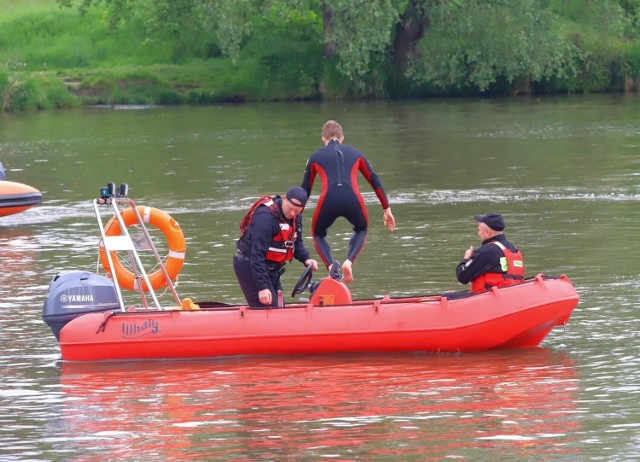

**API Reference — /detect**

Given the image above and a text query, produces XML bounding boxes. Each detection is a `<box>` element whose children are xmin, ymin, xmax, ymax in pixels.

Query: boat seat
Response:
<box><xmin>309</xmin><ymin>278</ymin><xmax>352</xmax><ymax>306</ymax></box>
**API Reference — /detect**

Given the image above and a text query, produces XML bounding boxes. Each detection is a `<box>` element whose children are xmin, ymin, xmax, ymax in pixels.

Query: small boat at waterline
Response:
<box><xmin>46</xmin><ymin>273</ymin><xmax>579</xmax><ymax>361</ymax></box>
<box><xmin>0</xmin><ymin>180</ymin><xmax>42</xmax><ymax>217</ymax></box>
<box><xmin>42</xmin><ymin>184</ymin><xmax>580</xmax><ymax>361</ymax></box>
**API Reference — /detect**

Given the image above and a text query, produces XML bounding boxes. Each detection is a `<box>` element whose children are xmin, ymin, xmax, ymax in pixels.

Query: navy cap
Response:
<box><xmin>474</xmin><ymin>212</ymin><xmax>505</xmax><ymax>231</ymax></box>
<box><xmin>286</xmin><ymin>186</ymin><xmax>308</xmax><ymax>207</ymax></box>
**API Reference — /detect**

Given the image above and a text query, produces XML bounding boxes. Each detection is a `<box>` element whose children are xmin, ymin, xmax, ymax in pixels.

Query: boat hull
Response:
<box><xmin>0</xmin><ymin>181</ymin><xmax>42</xmax><ymax>217</ymax></box>
<box><xmin>58</xmin><ymin>275</ymin><xmax>579</xmax><ymax>361</ymax></box>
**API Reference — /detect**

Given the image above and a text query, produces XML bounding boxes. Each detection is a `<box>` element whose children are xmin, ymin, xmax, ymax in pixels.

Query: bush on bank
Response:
<box><xmin>2</xmin><ymin>0</ymin><xmax>640</xmax><ymax>112</ymax></box>
<box><xmin>0</xmin><ymin>1</ymin><xmax>325</xmax><ymax>110</ymax></box>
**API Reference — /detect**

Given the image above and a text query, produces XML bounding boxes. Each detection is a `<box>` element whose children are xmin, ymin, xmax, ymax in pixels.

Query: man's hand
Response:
<box><xmin>258</xmin><ymin>288</ymin><xmax>272</xmax><ymax>306</ymax></box>
<box><xmin>305</xmin><ymin>259</ymin><xmax>319</xmax><ymax>270</ymax></box>
<box><xmin>464</xmin><ymin>246</ymin><xmax>475</xmax><ymax>260</ymax></box>
<box><xmin>383</xmin><ymin>208</ymin><xmax>396</xmax><ymax>232</ymax></box>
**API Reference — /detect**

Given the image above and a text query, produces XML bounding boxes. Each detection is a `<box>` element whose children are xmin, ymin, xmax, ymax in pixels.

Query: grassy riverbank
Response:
<box><xmin>1</xmin><ymin>0</ymin><xmax>319</xmax><ymax>111</ymax></box>
<box><xmin>2</xmin><ymin>0</ymin><xmax>640</xmax><ymax>112</ymax></box>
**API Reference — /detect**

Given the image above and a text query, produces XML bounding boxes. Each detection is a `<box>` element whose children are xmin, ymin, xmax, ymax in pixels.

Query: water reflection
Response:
<box><xmin>52</xmin><ymin>349</ymin><xmax>580</xmax><ymax>460</ymax></box>
<box><xmin>0</xmin><ymin>228</ymin><xmax>40</xmax><ymax>307</ymax></box>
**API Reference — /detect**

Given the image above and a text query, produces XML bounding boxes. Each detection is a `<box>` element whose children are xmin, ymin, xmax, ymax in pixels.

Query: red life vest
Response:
<box><xmin>239</xmin><ymin>196</ymin><xmax>297</xmax><ymax>264</ymax></box>
<box><xmin>470</xmin><ymin>241</ymin><xmax>525</xmax><ymax>293</ymax></box>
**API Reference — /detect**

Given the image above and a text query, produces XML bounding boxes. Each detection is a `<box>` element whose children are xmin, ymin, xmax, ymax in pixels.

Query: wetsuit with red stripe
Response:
<box><xmin>301</xmin><ymin>139</ymin><xmax>390</xmax><ymax>267</ymax></box>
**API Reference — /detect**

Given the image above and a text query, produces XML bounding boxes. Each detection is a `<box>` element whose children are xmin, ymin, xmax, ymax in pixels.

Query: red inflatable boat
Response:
<box><xmin>42</xmin><ymin>186</ymin><xmax>580</xmax><ymax>362</ymax></box>
<box><xmin>45</xmin><ymin>272</ymin><xmax>579</xmax><ymax>361</ymax></box>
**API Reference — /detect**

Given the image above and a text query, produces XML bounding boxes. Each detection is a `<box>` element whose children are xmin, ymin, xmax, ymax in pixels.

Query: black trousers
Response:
<box><xmin>311</xmin><ymin>190</ymin><xmax>368</xmax><ymax>267</ymax></box>
<box><xmin>233</xmin><ymin>256</ymin><xmax>283</xmax><ymax>309</ymax></box>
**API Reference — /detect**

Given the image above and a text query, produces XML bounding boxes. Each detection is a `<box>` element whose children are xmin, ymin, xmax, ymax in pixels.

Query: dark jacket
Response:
<box><xmin>456</xmin><ymin>234</ymin><xmax>520</xmax><ymax>285</ymax></box>
<box><xmin>238</xmin><ymin>196</ymin><xmax>310</xmax><ymax>291</ymax></box>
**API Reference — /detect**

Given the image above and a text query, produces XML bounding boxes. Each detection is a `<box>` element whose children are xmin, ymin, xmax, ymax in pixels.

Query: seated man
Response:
<box><xmin>455</xmin><ymin>212</ymin><xmax>525</xmax><ymax>293</ymax></box>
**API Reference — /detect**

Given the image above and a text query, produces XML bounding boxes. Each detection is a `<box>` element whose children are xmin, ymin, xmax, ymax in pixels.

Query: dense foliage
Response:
<box><xmin>2</xmin><ymin>0</ymin><xmax>640</xmax><ymax>110</ymax></box>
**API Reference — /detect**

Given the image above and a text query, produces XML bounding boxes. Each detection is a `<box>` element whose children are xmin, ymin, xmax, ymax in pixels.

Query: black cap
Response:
<box><xmin>474</xmin><ymin>212</ymin><xmax>505</xmax><ymax>231</ymax></box>
<box><xmin>286</xmin><ymin>186</ymin><xmax>308</xmax><ymax>207</ymax></box>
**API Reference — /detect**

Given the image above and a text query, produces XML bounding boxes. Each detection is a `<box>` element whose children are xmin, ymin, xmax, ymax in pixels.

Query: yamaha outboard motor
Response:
<box><xmin>42</xmin><ymin>271</ymin><xmax>121</xmax><ymax>341</ymax></box>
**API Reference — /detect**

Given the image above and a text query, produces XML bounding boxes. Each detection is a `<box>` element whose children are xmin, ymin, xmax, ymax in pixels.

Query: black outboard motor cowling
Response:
<box><xmin>42</xmin><ymin>271</ymin><xmax>121</xmax><ymax>341</ymax></box>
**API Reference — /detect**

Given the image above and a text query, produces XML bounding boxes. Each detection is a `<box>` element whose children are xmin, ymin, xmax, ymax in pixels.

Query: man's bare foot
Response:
<box><xmin>342</xmin><ymin>260</ymin><xmax>353</xmax><ymax>283</ymax></box>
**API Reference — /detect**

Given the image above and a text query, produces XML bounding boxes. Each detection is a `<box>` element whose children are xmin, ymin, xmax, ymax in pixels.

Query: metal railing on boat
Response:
<box><xmin>93</xmin><ymin>183</ymin><xmax>181</xmax><ymax>312</ymax></box>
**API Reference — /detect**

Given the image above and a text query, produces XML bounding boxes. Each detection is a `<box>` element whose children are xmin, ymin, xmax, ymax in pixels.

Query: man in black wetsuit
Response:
<box><xmin>234</xmin><ymin>186</ymin><xmax>318</xmax><ymax>308</ymax></box>
<box><xmin>301</xmin><ymin>120</ymin><xmax>395</xmax><ymax>283</ymax></box>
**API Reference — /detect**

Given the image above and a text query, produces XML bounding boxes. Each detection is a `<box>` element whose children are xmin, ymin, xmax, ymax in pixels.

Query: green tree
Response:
<box><xmin>390</xmin><ymin>0</ymin><xmax>430</xmax><ymax>95</ymax></box>
<box><xmin>405</xmin><ymin>0</ymin><xmax>580</xmax><ymax>93</ymax></box>
<box><xmin>56</xmin><ymin>0</ymin><xmax>640</xmax><ymax>97</ymax></box>
<box><xmin>57</xmin><ymin>0</ymin><xmax>402</xmax><ymax>96</ymax></box>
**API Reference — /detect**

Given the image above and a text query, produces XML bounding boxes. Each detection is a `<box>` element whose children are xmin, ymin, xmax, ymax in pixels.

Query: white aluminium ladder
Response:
<box><xmin>93</xmin><ymin>184</ymin><xmax>181</xmax><ymax>311</ymax></box>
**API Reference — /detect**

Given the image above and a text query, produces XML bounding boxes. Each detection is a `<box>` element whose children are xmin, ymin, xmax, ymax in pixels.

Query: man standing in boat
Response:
<box><xmin>301</xmin><ymin>120</ymin><xmax>396</xmax><ymax>284</ymax></box>
<box><xmin>234</xmin><ymin>186</ymin><xmax>318</xmax><ymax>308</ymax></box>
<box><xmin>456</xmin><ymin>212</ymin><xmax>525</xmax><ymax>293</ymax></box>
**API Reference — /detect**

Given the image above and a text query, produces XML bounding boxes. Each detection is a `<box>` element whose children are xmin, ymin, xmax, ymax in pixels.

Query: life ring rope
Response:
<box><xmin>99</xmin><ymin>206</ymin><xmax>186</xmax><ymax>291</ymax></box>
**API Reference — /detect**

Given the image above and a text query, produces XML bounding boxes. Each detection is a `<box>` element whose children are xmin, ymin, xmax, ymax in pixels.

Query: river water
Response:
<box><xmin>0</xmin><ymin>95</ymin><xmax>639</xmax><ymax>460</ymax></box>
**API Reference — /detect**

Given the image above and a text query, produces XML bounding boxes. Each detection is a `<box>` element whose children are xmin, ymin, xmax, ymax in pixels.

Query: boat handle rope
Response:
<box><xmin>96</xmin><ymin>311</ymin><xmax>119</xmax><ymax>334</ymax></box>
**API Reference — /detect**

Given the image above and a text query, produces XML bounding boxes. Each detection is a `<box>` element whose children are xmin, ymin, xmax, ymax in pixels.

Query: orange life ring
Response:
<box><xmin>99</xmin><ymin>206</ymin><xmax>186</xmax><ymax>291</ymax></box>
